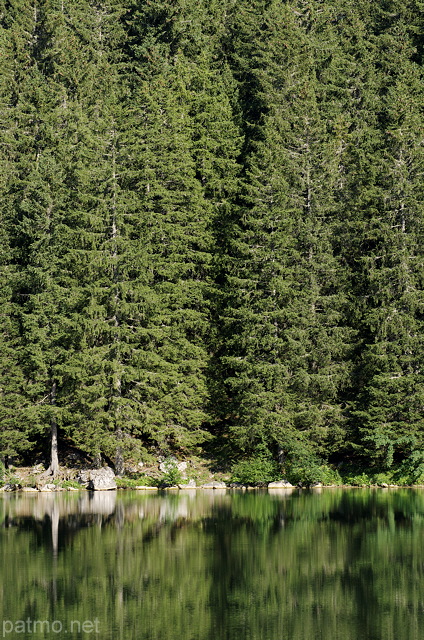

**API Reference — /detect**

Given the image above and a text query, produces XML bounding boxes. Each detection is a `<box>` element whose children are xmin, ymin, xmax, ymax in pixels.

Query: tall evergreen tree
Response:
<box><xmin>0</xmin><ymin>0</ymin><xmax>80</xmax><ymax>473</ymax></box>
<box><xmin>348</xmin><ymin>8</ymin><xmax>424</xmax><ymax>468</ymax></box>
<box><xmin>219</xmin><ymin>0</ymin><xmax>353</xmax><ymax>473</ymax></box>
<box><xmin>121</xmin><ymin>65</ymin><xmax>213</xmax><ymax>453</ymax></box>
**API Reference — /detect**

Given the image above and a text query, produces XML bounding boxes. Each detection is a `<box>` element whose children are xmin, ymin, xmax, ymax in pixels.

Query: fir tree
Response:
<box><xmin>349</xmin><ymin>8</ymin><xmax>424</xmax><ymax>467</ymax></box>
<box><xmin>219</xmin><ymin>0</ymin><xmax>353</xmax><ymax>471</ymax></box>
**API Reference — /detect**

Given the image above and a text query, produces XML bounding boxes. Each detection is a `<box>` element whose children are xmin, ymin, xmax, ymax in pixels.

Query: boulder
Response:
<box><xmin>0</xmin><ymin>484</ymin><xmax>19</xmax><ymax>492</ymax></box>
<box><xmin>268</xmin><ymin>480</ymin><xmax>294</xmax><ymax>489</ymax></box>
<box><xmin>40</xmin><ymin>483</ymin><xmax>57</xmax><ymax>491</ymax></box>
<box><xmin>201</xmin><ymin>481</ymin><xmax>227</xmax><ymax>489</ymax></box>
<box><xmin>228</xmin><ymin>482</ymin><xmax>247</xmax><ymax>489</ymax></box>
<box><xmin>77</xmin><ymin>467</ymin><xmax>117</xmax><ymax>491</ymax></box>
<box><xmin>178</xmin><ymin>479</ymin><xmax>196</xmax><ymax>489</ymax></box>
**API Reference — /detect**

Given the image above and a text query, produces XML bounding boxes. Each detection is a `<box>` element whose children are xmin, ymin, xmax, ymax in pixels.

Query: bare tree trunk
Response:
<box><xmin>48</xmin><ymin>381</ymin><xmax>59</xmax><ymax>477</ymax></box>
<box><xmin>115</xmin><ymin>433</ymin><xmax>124</xmax><ymax>477</ymax></box>
<box><xmin>93</xmin><ymin>452</ymin><xmax>102</xmax><ymax>468</ymax></box>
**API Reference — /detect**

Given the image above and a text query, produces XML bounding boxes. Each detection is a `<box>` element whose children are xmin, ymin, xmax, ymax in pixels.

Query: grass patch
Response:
<box><xmin>116</xmin><ymin>476</ymin><xmax>155</xmax><ymax>489</ymax></box>
<box><xmin>59</xmin><ymin>480</ymin><xmax>81</xmax><ymax>489</ymax></box>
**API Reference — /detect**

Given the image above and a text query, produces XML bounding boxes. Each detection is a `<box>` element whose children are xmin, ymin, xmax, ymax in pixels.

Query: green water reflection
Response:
<box><xmin>1</xmin><ymin>488</ymin><xmax>424</xmax><ymax>639</ymax></box>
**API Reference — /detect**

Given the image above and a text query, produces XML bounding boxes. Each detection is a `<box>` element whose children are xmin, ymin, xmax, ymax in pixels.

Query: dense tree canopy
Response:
<box><xmin>0</xmin><ymin>0</ymin><xmax>423</xmax><ymax>479</ymax></box>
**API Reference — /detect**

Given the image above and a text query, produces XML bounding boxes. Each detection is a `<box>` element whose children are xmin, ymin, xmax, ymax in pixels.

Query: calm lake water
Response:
<box><xmin>1</xmin><ymin>488</ymin><xmax>424</xmax><ymax>639</ymax></box>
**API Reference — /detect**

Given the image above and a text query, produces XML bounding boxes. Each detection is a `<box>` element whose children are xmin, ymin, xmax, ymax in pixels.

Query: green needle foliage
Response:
<box><xmin>0</xmin><ymin>0</ymin><xmax>423</xmax><ymax>480</ymax></box>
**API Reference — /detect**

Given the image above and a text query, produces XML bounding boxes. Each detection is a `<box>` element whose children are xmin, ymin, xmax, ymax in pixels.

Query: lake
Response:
<box><xmin>1</xmin><ymin>488</ymin><xmax>424</xmax><ymax>639</ymax></box>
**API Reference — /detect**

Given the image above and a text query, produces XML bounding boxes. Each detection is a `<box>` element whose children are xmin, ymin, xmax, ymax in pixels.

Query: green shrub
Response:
<box><xmin>317</xmin><ymin>466</ymin><xmax>343</xmax><ymax>486</ymax></box>
<box><xmin>397</xmin><ymin>451</ymin><xmax>424</xmax><ymax>484</ymax></box>
<box><xmin>160</xmin><ymin>458</ymin><xmax>183</xmax><ymax>487</ymax></box>
<box><xmin>342</xmin><ymin>472</ymin><xmax>372</xmax><ymax>486</ymax></box>
<box><xmin>370</xmin><ymin>472</ymin><xmax>394</xmax><ymax>485</ymax></box>
<box><xmin>285</xmin><ymin>460</ymin><xmax>326</xmax><ymax>486</ymax></box>
<box><xmin>231</xmin><ymin>456</ymin><xmax>278</xmax><ymax>486</ymax></box>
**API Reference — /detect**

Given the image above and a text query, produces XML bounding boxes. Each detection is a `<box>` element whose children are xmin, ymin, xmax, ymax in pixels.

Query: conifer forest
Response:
<box><xmin>1</xmin><ymin>0</ymin><xmax>424</xmax><ymax>481</ymax></box>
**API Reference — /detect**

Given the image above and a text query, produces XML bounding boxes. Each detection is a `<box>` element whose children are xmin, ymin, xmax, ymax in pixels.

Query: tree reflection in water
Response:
<box><xmin>1</xmin><ymin>489</ymin><xmax>424</xmax><ymax>640</ymax></box>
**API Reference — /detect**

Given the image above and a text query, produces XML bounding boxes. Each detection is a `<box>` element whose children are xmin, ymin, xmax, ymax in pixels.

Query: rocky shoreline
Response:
<box><xmin>1</xmin><ymin>472</ymin><xmax>422</xmax><ymax>493</ymax></box>
<box><xmin>2</xmin><ymin>459</ymin><xmax>423</xmax><ymax>493</ymax></box>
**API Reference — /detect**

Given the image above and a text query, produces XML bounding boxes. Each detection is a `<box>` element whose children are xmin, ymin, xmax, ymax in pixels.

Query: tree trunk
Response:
<box><xmin>115</xmin><ymin>433</ymin><xmax>124</xmax><ymax>477</ymax></box>
<box><xmin>48</xmin><ymin>381</ymin><xmax>60</xmax><ymax>477</ymax></box>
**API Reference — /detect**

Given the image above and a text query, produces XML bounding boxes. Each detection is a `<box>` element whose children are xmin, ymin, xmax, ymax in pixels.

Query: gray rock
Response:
<box><xmin>201</xmin><ymin>481</ymin><xmax>227</xmax><ymax>489</ymax></box>
<box><xmin>379</xmin><ymin>483</ymin><xmax>389</xmax><ymax>488</ymax></box>
<box><xmin>39</xmin><ymin>483</ymin><xmax>56</xmax><ymax>492</ymax></box>
<box><xmin>228</xmin><ymin>482</ymin><xmax>247</xmax><ymax>489</ymax></box>
<box><xmin>21</xmin><ymin>487</ymin><xmax>38</xmax><ymax>492</ymax></box>
<box><xmin>310</xmin><ymin>482</ymin><xmax>323</xmax><ymax>488</ymax></box>
<box><xmin>0</xmin><ymin>484</ymin><xmax>18</xmax><ymax>492</ymax></box>
<box><xmin>268</xmin><ymin>480</ymin><xmax>294</xmax><ymax>489</ymax></box>
<box><xmin>77</xmin><ymin>467</ymin><xmax>117</xmax><ymax>491</ymax></box>
<box><xmin>178</xmin><ymin>479</ymin><xmax>196</xmax><ymax>489</ymax></box>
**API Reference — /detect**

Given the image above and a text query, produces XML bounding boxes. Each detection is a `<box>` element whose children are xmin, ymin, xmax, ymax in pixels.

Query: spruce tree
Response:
<box><xmin>120</xmin><ymin>62</ymin><xmax>213</xmax><ymax>453</ymax></box>
<box><xmin>347</xmin><ymin>8</ymin><xmax>424</xmax><ymax>468</ymax></box>
<box><xmin>0</xmin><ymin>0</ymin><xmax>79</xmax><ymax>472</ymax></box>
<box><xmin>219</xmin><ymin>0</ymin><xmax>353</xmax><ymax>474</ymax></box>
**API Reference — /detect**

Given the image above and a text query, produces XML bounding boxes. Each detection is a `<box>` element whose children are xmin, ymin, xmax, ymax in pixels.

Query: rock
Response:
<box><xmin>77</xmin><ymin>470</ymin><xmax>91</xmax><ymax>485</ymax></box>
<box><xmin>379</xmin><ymin>483</ymin><xmax>389</xmax><ymax>488</ymax></box>
<box><xmin>21</xmin><ymin>487</ymin><xmax>38</xmax><ymax>492</ymax></box>
<box><xmin>39</xmin><ymin>483</ymin><xmax>56</xmax><ymax>492</ymax></box>
<box><xmin>310</xmin><ymin>482</ymin><xmax>323</xmax><ymax>488</ymax></box>
<box><xmin>268</xmin><ymin>480</ymin><xmax>294</xmax><ymax>489</ymax></box>
<box><xmin>228</xmin><ymin>482</ymin><xmax>246</xmax><ymax>489</ymax></box>
<box><xmin>77</xmin><ymin>467</ymin><xmax>117</xmax><ymax>491</ymax></box>
<box><xmin>1</xmin><ymin>483</ymin><xmax>21</xmax><ymax>491</ymax></box>
<box><xmin>201</xmin><ymin>481</ymin><xmax>227</xmax><ymax>489</ymax></box>
<box><xmin>178</xmin><ymin>479</ymin><xmax>196</xmax><ymax>489</ymax></box>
